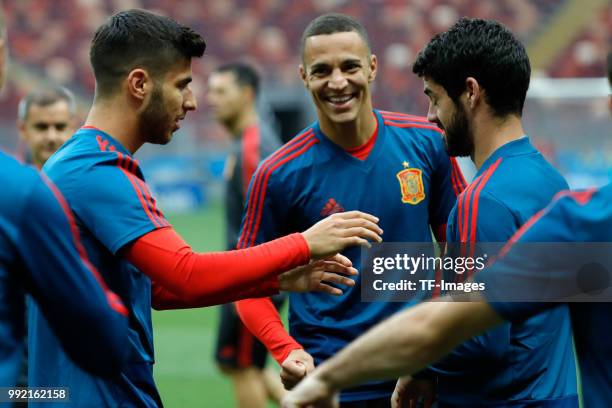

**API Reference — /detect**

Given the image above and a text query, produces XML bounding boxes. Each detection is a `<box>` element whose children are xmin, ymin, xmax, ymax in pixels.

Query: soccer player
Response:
<box><xmin>0</xmin><ymin>7</ymin><xmax>129</xmax><ymax>387</ymax></box>
<box><xmin>236</xmin><ymin>13</ymin><xmax>464</xmax><ymax>406</ymax></box>
<box><xmin>28</xmin><ymin>9</ymin><xmax>382</xmax><ymax>407</ymax></box>
<box><xmin>207</xmin><ymin>62</ymin><xmax>286</xmax><ymax>407</ymax></box>
<box><xmin>397</xmin><ymin>18</ymin><xmax>577</xmax><ymax>406</ymax></box>
<box><xmin>280</xmin><ymin>42</ymin><xmax>612</xmax><ymax>408</ymax></box>
<box><xmin>282</xmin><ymin>171</ymin><xmax>612</xmax><ymax>408</ymax></box>
<box><xmin>17</xmin><ymin>86</ymin><xmax>77</xmax><ymax>168</ymax></box>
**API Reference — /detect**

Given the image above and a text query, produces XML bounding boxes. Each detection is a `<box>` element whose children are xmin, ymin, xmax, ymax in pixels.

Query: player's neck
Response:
<box><xmin>473</xmin><ymin>114</ymin><xmax>525</xmax><ymax>169</ymax></box>
<box><xmin>226</xmin><ymin>108</ymin><xmax>257</xmax><ymax>139</ymax></box>
<box><xmin>319</xmin><ymin>108</ymin><xmax>377</xmax><ymax>149</ymax></box>
<box><xmin>85</xmin><ymin>100</ymin><xmax>144</xmax><ymax>154</ymax></box>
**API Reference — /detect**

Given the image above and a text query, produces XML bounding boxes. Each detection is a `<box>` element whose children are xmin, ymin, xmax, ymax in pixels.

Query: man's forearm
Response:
<box><xmin>313</xmin><ymin>298</ymin><xmax>503</xmax><ymax>391</ymax></box>
<box><xmin>236</xmin><ymin>297</ymin><xmax>303</xmax><ymax>363</ymax></box>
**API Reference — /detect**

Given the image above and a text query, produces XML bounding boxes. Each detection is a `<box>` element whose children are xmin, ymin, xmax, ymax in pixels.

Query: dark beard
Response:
<box><xmin>139</xmin><ymin>86</ymin><xmax>172</xmax><ymax>145</ymax></box>
<box><xmin>444</xmin><ymin>103</ymin><xmax>474</xmax><ymax>158</ymax></box>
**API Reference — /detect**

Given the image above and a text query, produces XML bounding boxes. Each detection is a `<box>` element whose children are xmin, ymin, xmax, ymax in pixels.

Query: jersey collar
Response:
<box><xmin>78</xmin><ymin>126</ymin><xmax>132</xmax><ymax>156</ymax></box>
<box><xmin>477</xmin><ymin>136</ymin><xmax>534</xmax><ymax>176</ymax></box>
<box><xmin>312</xmin><ymin>110</ymin><xmax>386</xmax><ymax>173</ymax></box>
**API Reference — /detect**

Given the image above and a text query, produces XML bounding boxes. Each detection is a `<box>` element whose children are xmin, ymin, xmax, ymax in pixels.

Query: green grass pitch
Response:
<box><xmin>154</xmin><ymin>204</ymin><xmax>280</xmax><ymax>407</ymax></box>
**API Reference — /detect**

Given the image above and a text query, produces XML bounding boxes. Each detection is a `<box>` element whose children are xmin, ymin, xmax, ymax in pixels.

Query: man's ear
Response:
<box><xmin>17</xmin><ymin>119</ymin><xmax>27</xmax><ymax>141</ymax></box>
<box><xmin>126</xmin><ymin>68</ymin><xmax>150</xmax><ymax>101</ymax></box>
<box><xmin>464</xmin><ymin>77</ymin><xmax>482</xmax><ymax>110</ymax></box>
<box><xmin>368</xmin><ymin>54</ymin><xmax>378</xmax><ymax>82</ymax></box>
<box><xmin>299</xmin><ymin>64</ymin><xmax>309</xmax><ymax>89</ymax></box>
<box><xmin>244</xmin><ymin>86</ymin><xmax>256</xmax><ymax>104</ymax></box>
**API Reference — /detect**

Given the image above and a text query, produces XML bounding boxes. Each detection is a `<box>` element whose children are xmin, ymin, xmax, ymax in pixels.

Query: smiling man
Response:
<box><xmin>235</xmin><ymin>13</ymin><xmax>465</xmax><ymax>407</ymax></box>
<box><xmin>28</xmin><ymin>9</ymin><xmax>384</xmax><ymax>407</ymax></box>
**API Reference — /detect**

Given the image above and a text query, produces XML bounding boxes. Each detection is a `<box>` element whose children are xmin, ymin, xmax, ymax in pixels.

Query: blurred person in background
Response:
<box><xmin>207</xmin><ymin>62</ymin><xmax>286</xmax><ymax>407</ymax></box>
<box><xmin>17</xmin><ymin>85</ymin><xmax>76</xmax><ymax>169</ymax></box>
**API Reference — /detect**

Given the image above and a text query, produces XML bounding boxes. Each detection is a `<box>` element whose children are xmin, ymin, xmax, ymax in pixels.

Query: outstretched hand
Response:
<box><xmin>302</xmin><ymin>211</ymin><xmax>383</xmax><ymax>260</ymax></box>
<box><xmin>279</xmin><ymin>254</ymin><xmax>357</xmax><ymax>295</ymax></box>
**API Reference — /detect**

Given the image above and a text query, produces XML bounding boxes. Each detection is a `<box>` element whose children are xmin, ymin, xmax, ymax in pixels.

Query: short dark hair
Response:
<box><xmin>18</xmin><ymin>86</ymin><xmax>76</xmax><ymax>120</ymax></box>
<box><xmin>413</xmin><ymin>18</ymin><xmax>531</xmax><ymax>117</ymax></box>
<box><xmin>90</xmin><ymin>9</ymin><xmax>206</xmax><ymax>98</ymax></box>
<box><xmin>214</xmin><ymin>62</ymin><xmax>260</xmax><ymax>96</ymax></box>
<box><xmin>300</xmin><ymin>13</ymin><xmax>371</xmax><ymax>61</ymax></box>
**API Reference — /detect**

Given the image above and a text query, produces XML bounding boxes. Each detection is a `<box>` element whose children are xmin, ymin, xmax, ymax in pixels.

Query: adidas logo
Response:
<box><xmin>320</xmin><ymin>198</ymin><xmax>345</xmax><ymax>217</ymax></box>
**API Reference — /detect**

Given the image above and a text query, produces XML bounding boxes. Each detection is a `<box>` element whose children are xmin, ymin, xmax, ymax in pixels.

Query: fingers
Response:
<box><xmin>391</xmin><ymin>391</ymin><xmax>400</xmax><ymax>408</ymax></box>
<box><xmin>336</xmin><ymin>210</ymin><xmax>379</xmax><ymax>224</ymax></box>
<box><xmin>325</xmin><ymin>253</ymin><xmax>352</xmax><ymax>267</ymax></box>
<box><xmin>392</xmin><ymin>386</ymin><xmax>405</xmax><ymax>408</ymax></box>
<box><xmin>341</xmin><ymin>226</ymin><xmax>383</xmax><ymax>244</ymax></box>
<box><xmin>392</xmin><ymin>376</ymin><xmax>413</xmax><ymax>408</ymax></box>
<box><xmin>320</xmin><ymin>271</ymin><xmax>356</xmax><ymax>287</ymax></box>
<box><xmin>339</xmin><ymin>217</ymin><xmax>384</xmax><ymax>236</ymax></box>
<box><xmin>341</xmin><ymin>236</ymin><xmax>375</xmax><ymax>249</ymax></box>
<box><xmin>303</xmin><ymin>210</ymin><xmax>383</xmax><ymax>260</ymax></box>
<box><xmin>281</xmin><ymin>360</ymin><xmax>307</xmax><ymax>390</ymax></box>
<box><xmin>319</xmin><ymin>261</ymin><xmax>358</xmax><ymax>276</ymax></box>
<box><xmin>282</xmin><ymin>359</ymin><xmax>306</xmax><ymax>377</ymax></box>
<box><xmin>316</xmin><ymin>283</ymin><xmax>343</xmax><ymax>296</ymax></box>
<box><xmin>280</xmin><ymin>373</ymin><xmax>300</xmax><ymax>390</ymax></box>
<box><xmin>280</xmin><ymin>371</ymin><xmax>304</xmax><ymax>390</ymax></box>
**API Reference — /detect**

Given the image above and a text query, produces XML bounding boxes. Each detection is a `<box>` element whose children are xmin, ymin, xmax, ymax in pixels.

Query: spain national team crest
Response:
<box><xmin>396</xmin><ymin>162</ymin><xmax>425</xmax><ymax>205</ymax></box>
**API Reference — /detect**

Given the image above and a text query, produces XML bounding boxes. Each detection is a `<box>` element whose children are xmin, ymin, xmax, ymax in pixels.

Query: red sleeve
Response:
<box><xmin>123</xmin><ymin>227</ymin><xmax>310</xmax><ymax>307</ymax></box>
<box><xmin>151</xmin><ymin>279</ymin><xmax>279</xmax><ymax>310</ymax></box>
<box><xmin>236</xmin><ymin>297</ymin><xmax>303</xmax><ymax>364</ymax></box>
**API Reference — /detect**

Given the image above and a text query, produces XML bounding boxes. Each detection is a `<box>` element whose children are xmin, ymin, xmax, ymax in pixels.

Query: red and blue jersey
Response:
<box><xmin>476</xmin><ymin>183</ymin><xmax>612</xmax><ymax>408</ymax></box>
<box><xmin>0</xmin><ymin>151</ymin><xmax>128</xmax><ymax>387</ymax></box>
<box><xmin>237</xmin><ymin>109</ymin><xmax>463</xmax><ymax>401</ymax></box>
<box><xmin>28</xmin><ymin>127</ymin><xmax>169</xmax><ymax>407</ymax></box>
<box><xmin>225</xmin><ymin>122</ymin><xmax>280</xmax><ymax>250</ymax></box>
<box><xmin>433</xmin><ymin>137</ymin><xmax>578</xmax><ymax>406</ymax></box>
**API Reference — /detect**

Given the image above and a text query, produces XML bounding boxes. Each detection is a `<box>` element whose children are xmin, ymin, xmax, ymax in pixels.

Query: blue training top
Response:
<box><xmin>0</xmin><ymin>151</ymin><xmax>127</xmax><ymax>387</ymax></box>
<box><xmin>238</xmin><ymin>109</ymin><xmax>463</xmax><ymax>401</ymax></box>
<box><xmin>29</xmin><ymin>127</ymin><xmax>170</xmax><ymax>407</ymax></box>
<box><xmin>431</xmin><ymin>137</ymin><xmax>578</xmax><ymax>407</ymax></box>
<box><xmin>477</xmin><ymin>183</ymin><xmax>612</xmax><ymax>408</ymax></box>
